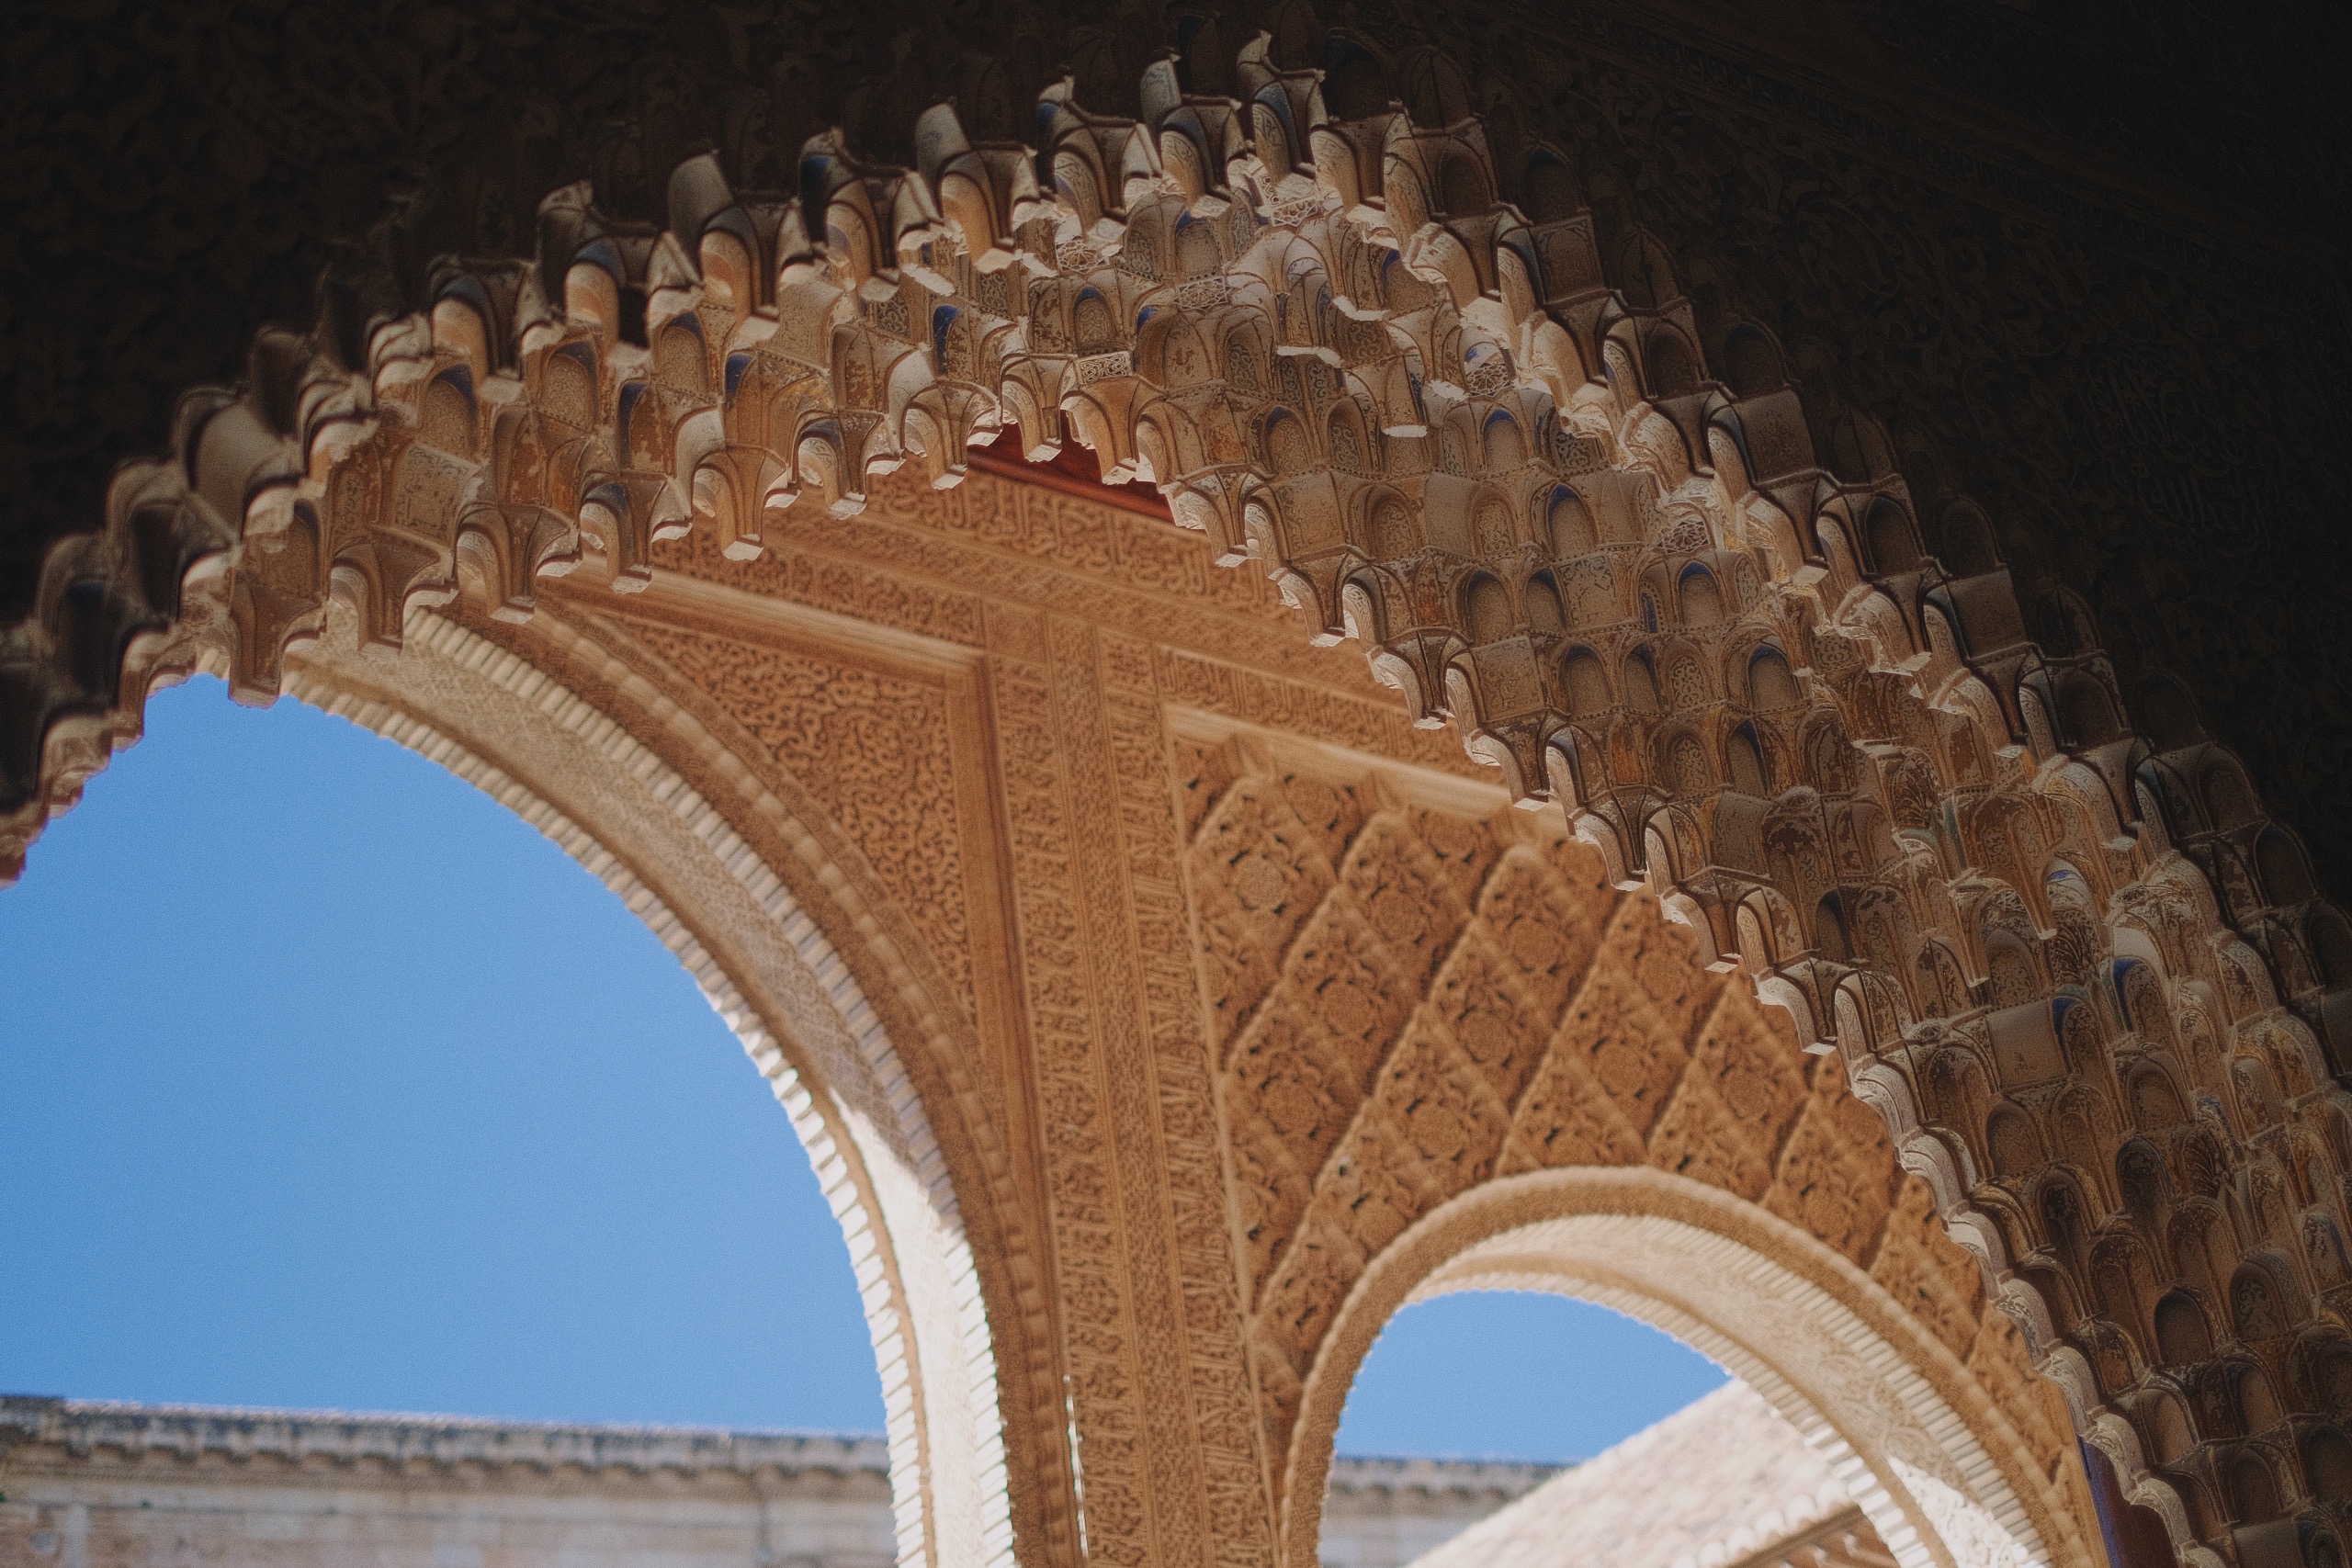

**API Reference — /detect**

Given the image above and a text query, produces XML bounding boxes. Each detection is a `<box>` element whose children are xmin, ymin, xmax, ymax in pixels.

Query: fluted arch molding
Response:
<box><xmin>6</xmin><ymin>28</ymin><xmax>2352</xmax><ymax>1564</ymax></box>
<box><xmin>265</xmin><ymin>605</ymin><xmax>1025</xmax><ymax>1568</ymax></box>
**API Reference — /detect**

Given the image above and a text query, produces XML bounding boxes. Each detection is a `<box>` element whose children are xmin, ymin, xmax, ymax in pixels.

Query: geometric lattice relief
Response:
<box><xmin>1178</xmin><ymin>735</ymin><xmax>2089</xmax><ymax>1547</ymax></box>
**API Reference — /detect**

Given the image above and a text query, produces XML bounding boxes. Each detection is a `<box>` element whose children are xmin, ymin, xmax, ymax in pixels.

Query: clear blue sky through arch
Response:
<box><xmin>0</xmin><ymin>678</ymin><xmax>883</xmax><ymax>1431</ymax></box>
<box><xmin>3</xmin><ymin>677</ymin><xmax>1723</xmax><ymax>1461</ymax></box>
<box><xmin>1335</xmin><ymin>1292</ymin><xmax>1728</xmax><ymax>1462</ymax></box>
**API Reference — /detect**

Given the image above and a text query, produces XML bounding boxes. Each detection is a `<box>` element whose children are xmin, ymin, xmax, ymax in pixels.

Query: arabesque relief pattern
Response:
<box><xmin>622</xmin><ymin>619</ymin><xmax>976</xmax><ymax>998</ymax></box>
<box><xmin>1174</xmin><ymin>735</ymin><xmax>2095</xmax><ymax>1560</ymax></box>
<box><xmin>6</xmin><ymin>17</ymin><xmax>2351</xmax><ymax>1565</ymax></box>
<box><xmin>459</xmin><ymin>457</ymin><xmax>2093</xmax><ymax>1568</ymax></box>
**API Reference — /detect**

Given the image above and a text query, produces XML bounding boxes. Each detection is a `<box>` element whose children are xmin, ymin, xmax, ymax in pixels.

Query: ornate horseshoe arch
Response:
<box><xmin>6</xmin><ymin>13</ymin><xmax>2351</xmax><ymax>1567</ymax></box>
<box><xmin>1292</xmin><ymin>1168</ymin><xmax>2071</xmax><ymax>1568</ymax></box>
<box><xmin>249</xmin><ymin>604</ymin><xmax>1025</xmax><ymax>1568</ymax></box>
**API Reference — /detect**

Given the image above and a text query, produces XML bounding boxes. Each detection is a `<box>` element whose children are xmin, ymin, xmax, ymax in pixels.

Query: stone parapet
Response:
<box><xmin>0</xmin><ymin>1395</ymin><xmax>888</xmax><ymax>1479</ymax></box>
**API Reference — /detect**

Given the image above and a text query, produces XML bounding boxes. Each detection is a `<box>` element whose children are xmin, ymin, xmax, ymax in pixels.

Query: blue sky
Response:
<box><xmin>0</xmin><ymin>679</ymin><xmax>1722</xmax><ymax>1460</ymax></box>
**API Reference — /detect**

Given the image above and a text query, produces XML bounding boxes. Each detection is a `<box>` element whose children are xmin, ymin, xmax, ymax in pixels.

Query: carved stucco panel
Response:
<box><xmin>618</xmin><ymin>618</ymin><xmax>976</xmax><ymax>1003</ymax></box>
<box><xmin>1102</xmin><ymin>634</ymin><xmax>1278</xmax><ymax>1568</ymax></box>
<box><xmin>981</xmin><ymin>615</ymin><xmax>1283</xmax><ymax>1568</ymax></box>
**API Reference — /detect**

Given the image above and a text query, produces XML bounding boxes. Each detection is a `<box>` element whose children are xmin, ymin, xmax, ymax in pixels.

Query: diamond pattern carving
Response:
<box><xmin>1182</xmin><ymin>735</ymin><xmax>2082</xmax><ymax>1562</ymax></box>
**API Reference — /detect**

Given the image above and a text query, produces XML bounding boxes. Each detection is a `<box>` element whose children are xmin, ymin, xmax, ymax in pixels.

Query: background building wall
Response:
<box><xmin>0</xmin><ymin>1399</ymin><xmax>1548</xmax><ymax>1568</ymax></box>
